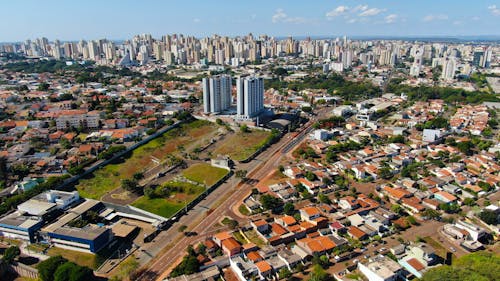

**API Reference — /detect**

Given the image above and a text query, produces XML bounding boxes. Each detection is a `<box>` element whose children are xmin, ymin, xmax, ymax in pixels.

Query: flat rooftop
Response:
<box><xmin>0</xmin><ymin>211</ymin><xmax>42</xmax><ymax>229</ymax></box>
<box><xmin>42</xmin><ymin>199</ymin><xmax>102</xmax><ymax>234</ymax></box>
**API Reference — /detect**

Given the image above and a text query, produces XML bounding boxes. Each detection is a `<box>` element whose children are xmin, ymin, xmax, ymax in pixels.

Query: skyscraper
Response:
<box><xmin>203</xmin><ymin>75</ymin><xmax>232</xmax><ymax>114</ymax></box>
<box><xmin>236</xmin><ymin>76</ymin><xmax>264</xmax><ymax>119</ymax></box>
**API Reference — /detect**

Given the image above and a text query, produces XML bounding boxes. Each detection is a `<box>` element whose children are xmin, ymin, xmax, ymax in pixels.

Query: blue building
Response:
<box><xmin>0</xmin><ymin>211</ymin><xmax>44</xmax><ymax>242</ymax></box>
<box><xmin>41</xmin><ymin>199</ymin><xmax>112</xmax><ymax>253</ymax></box>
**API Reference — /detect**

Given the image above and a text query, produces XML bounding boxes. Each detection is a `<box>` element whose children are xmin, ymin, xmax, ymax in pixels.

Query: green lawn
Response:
<box><xmin>131</xmin><ymin>197</ymin><xmax>185</xmax><ymax>218</ymax></box>
<box><xmin>47</xmin><ymin>247</ymin><xmax>97</xmax><ymax>269</ymax></box>
<box><xmin>213</xmin><ymin>130</ymin><xmax>271</xmax><ymax>161</ymax></box>
<box><xmin>76</xmin><ymin>120</ymin><xmax>217</xmax><ymax>199</ymax></box>
<box><xmin>182</xmin><ymin>163</ymin><xmax>229</xmax><ymax>186</ymax></box>
<box><xmin>131</xmin><ymin>181</ymin><xmax>206</xmax><ymax>218</ymax></box>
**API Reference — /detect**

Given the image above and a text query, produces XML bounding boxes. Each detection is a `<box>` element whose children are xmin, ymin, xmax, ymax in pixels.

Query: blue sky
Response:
<box><xmin>1</xmin><ymin>0</ymin><xmax>499</xmax><ymax>42</ymax></box>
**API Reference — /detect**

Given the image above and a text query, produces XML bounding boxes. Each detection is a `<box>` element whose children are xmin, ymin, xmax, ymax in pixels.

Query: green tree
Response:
<box><xmin>240</xmin><ymin>124</ymin><xmax>249</xmax><ymax>133</ymax></box>
<box><xmin>479</xmin><ymin>210</ymin><xmax>498</xmax><ymax>225</ymax></box>
<box><xmin>378</xmin><ymin>167</ymin><xmax>393</xmax><ymax>180</ymax></box>
<box><xmin>283</xmin><ymin>202</ymin><xmax>295</xmax><ymax>215</ymax></box>
<box><xmin>318</xmin><ymin>193</ymin><xmax>331</xmax><ymax>204</ymax></box>
<box><xmin>121</xmin><ymin>179</ymin><xmax>141</xmax><ymax>194</ymax></box>
<box><xmin>38</xmin><ymin>256</ymin><xmax>68</xmax><ymax>281</ymax></box>
<box><xmin>422</xmin><ymin>252</ymin><xmax>500</xmax><ymax>281</ymax></box>
<box><xmin>259</xmin><ymin>194</ymin><xmax>284</xmax><ymax>211</ymax></box>
<box><xmin>3</xmin><ymin>246</ymin><xmax>20</xmax><ymax>263</ymax></box>
<box><xmin>309</xmin><ymin>264</ymin><xmax>330</xmax><ymax>281</ymax></box>
<box><xmin>279</xmin><ymin>267</ymin><xmax>292</xmax><ymax>279</ymax></box>
<box><xmin>133</xmin><ymin>172</ymin><xmax>144</xmax><ymax>181</ymax></box>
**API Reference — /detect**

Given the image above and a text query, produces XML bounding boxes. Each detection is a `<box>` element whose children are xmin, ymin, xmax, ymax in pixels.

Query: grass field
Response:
<box><xmin>76</xmin><ymin>120</ymin><xmax>217</xmax><ymax>199</ymax></box>
<box><xmin>213</xmin><ymin>130</ymin><xmax>271</xmax><ymax>161</ymax></box>
<box><xmin>182</xmin><ymin>163</ymin><xmax>229</xmax><ymax>186</ymax></box>
<box><xmin>243</xmin><ymin>229</ymin><xmax>266</xmax><ymax>247</ymax></box>
<box><xmin>47</xmin><ymin>247</ymin><xmax>97</xmax><ymax>269</ymax></box>
<box><xmin>131</xmin><ymin>181</ymin><xmax>205</xmax><ymax>218</ymax></box>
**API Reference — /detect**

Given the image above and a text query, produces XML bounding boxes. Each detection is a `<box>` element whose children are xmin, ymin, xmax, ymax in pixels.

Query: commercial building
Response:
<box><xmin>0</xmin><ymin>211</ymin><xmax>44</xmax><ymax>242</ymax></box>
<box><xmin>41</xmin><ymin>199</ymin><xmax>112</xmax><ymax>253</ymax></box>
<box><xmin>202</xmin><ymin>75</ymin><xmax>232</xmax><ymax>114</ymax></box>
<box><xmin>236</xmin><ymin>76</ymin><xmax>264</xmax><ymax>119</ymax></box>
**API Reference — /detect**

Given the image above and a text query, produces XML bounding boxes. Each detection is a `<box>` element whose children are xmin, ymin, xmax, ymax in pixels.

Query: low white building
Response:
<box><xmin>358</xmin><ymin>256</ymin><xmax>404</xmax><ymax>281</ymax></box>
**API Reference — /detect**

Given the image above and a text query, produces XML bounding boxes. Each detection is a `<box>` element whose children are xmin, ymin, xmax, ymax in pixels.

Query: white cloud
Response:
<box><xmin>193</xmin><ymin>18</ymin><xmax>200</xmax><ymax>23</ymax></box>
<box><xmin>272</xmin><ymin>9</ymin><xmax>287</xmax><ymax>23</ymax></box>
<box><xmin>453</xmin><ymin>20</ymin><xmax>463</xmax><ymax>25</ymax></box>
<box><xmin>326</xmin><ymin>5</ymin><xmax>349</xmax><ymax>18</ymax></box>
<box><xmin>359</xmin><ymin>8</ymin><xmax>386</xmax><ymax>17</ymax></box>
<box><xmin>272</xmin><ymin>8</ymin><xmax>306</xmax><ymax>24</ymax></box>
<box><xmin>488</xmin><ymin>5</ymin><xmax>500</xmax><ymax>16</ymax></box>
<box><xmin>423</xmin><ymin>14</ymin><xmax>449</xmax><ymax>22</ymax></box>
<box><xmin>353</xmin><ymin>5</ymin><xmax>368</xmax><ymax>12</ymax></box>
<box><xmin>384</xmin><ymin>14</ymin><xmax>398</xmax><ymax>23</ymax></box>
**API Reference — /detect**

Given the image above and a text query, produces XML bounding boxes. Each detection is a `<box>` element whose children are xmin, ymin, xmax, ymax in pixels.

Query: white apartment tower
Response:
<box><xmin>236</xmin><ymin>76</ymin><xmax>264</xmax><ymax>119</ymax></box>
<box><xmin>203</xmin><ymin>75</ymin><xmax>232</xmax><ymax>114</ymax></box>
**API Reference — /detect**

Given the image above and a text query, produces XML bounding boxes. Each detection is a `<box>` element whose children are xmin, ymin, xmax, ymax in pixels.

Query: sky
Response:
<box><xmin>1</xmin><ymin>0</ymin><xmax>499</xmax><ymax>42</ymax></box>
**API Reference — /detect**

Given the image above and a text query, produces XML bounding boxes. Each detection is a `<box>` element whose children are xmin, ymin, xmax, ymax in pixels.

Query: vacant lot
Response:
<box><xmin>47</xmin><ymin>247</ymin><xmax>97</xmax><ymax>269</ymax></box>
<box><xmin>213</xmin><ymin>130</ymin><xmax>271</xmax><ymax>161</ymax></box>
<box><xmin>131</xmin><ymin>181</ymin><xmax>205</xmax><ymax>218</ymax></box>
<box><xmin>76</xmin><ymin>120</ymin><xmax>217</xmax><ymax>199</ymax></box>
<box><xmin>182</xmin><ymin>163</ymin><xmax>229</xmax><ymax>186</ymax></box>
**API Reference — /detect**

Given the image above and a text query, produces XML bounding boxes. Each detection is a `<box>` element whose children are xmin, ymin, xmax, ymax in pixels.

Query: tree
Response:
<box><xmin>422</xmin><ymin>209</ymin><xmax>441</xmax><ymax>220</ymax></box>
<box><xmin>3</xmin><ymin>246</ymin><xmax>20</xmax><ymax>263</ymax></box>
<box><xmin>240</xmin><ymin>124</ymin><xmax>249</xmax><ymax>133</ymax></box>
<box><xmin>178</xmin><ymin>225</ymin><xmax>187</xmax><ymax>232</ymax></box>
<box><xmin>422</xmin><ymin>252</ymin><xmax>500</xmax><ymax>281</ymax></box>
<box><xmin>391</xmin><ymin>204</ymin><xmax>403</xmax><ymax>215</ymax></box>
<box><xmin>318</xmin><ymin>193</ymin><xmax>331</xmax><ymax>204</ymax></box>
<box><xmin>378</xmin><ymin>167</ymin><xmax>393</xmax><ymax>180</ymax></box>
<box><xmin>133</xmin><ymin>172</ymin><xmax>144</xmax><ymax>181</ymax></box>
<box><xmin>479</xmin><ymin>210</ymin><xmax>498</xmax><ymax>225</ymax></box>
<box><xmin>37</xmin><ymin>82</ymin><xmax>50</xmax><ymax>91</ymax></box>
<box><xmin>309</xmin><ymin>264</ymin><xmax>330</xmax><ymax>281</ymax></box>
<box><xmin>170</xmin><ymin>249</ymin><xmax>201</xmax><ymax>277</ymax></box>
<box><xmin>259</xmin><ymin>194</ymin><xmax>284</xmax><ymax>211</ymax></box>
<box><xmin>38</xmin><ymin>256</ymin><xmax>68</xmax><ymax>281</ymax></box>
<box><xmin>279</xmin><ymin>267</ymin><xmax>292</xmax><ymax>279</ymax></box>
<box><xmin>235</xmin><ymin>170</ymin><xmax>247</xmax><ymax>179</ymax></box>
<box><xmin>283</xmin><ymin>202</ymin><xmax>295</xmax><ymax>215</ymax></box>
<box><xmin>121</xmin><ymin>179</ymin><xmax>141</xmax><ymax>194</ymax></box>
<box><xmin>457</xmin><ymin>141</ymin><xmax>474</xmax><ymax>156</ymax></box>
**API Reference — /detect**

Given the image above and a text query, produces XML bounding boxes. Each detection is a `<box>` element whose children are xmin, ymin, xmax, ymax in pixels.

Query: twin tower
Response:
<box><xmin>202</xmin><ymin>75</ymin><xmax>264</xmax><ymax>119</ymax></box>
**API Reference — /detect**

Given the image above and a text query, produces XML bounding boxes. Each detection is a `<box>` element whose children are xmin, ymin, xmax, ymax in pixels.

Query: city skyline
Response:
<box><xmin>2</xmin><ymin>0</ymin><xmax>500</xmax><ymax>42</ymax></box>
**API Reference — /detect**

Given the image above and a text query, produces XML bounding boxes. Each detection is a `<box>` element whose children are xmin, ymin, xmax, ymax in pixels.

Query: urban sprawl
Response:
<box><xmin>0</xmin><ymin>34</ymin><xmax>499</xmax><ymax>281</ymax></box>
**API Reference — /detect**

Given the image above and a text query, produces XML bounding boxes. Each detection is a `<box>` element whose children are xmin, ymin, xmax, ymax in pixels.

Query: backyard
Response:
<box><xmin>75</xmin><ymin>120</ymin><xmax>218</xmax><ymax>199</ymax></box>
<box><xmin>212</xmin><ymin>129</ymin><xmax>271</xmax><ymax>161</ymax></box>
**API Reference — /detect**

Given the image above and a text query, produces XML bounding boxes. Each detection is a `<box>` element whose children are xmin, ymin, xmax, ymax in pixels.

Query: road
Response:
<box><xmin>134</xmin><ymin>112</ymin><xmax>323</xmax><ymax>281</ymax></box>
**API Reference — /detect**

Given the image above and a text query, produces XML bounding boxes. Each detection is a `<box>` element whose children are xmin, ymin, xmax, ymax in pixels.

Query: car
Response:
<box><xmin>378</xmin><ymin>247</ymin><xmax>387</xmax><ymax>253</ymax></box>
<box><xmin>450</xmin><ymin>247</ymin><xmax>456</xmax><ymax>252</ymax></box>
<box><xmin>184</xmin><ymin>231</ymin><xmax>198</xmax><ymax>237</ymax></box>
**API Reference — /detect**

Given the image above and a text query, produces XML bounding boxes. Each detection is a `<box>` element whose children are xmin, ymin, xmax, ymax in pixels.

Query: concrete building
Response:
<box><xmin>202</xmin><ymin>75</ymin><xmax>232</xmax><ymax>114</ymax></box>
<box><xmin>41</xmin><ymin>199</ymin><xmax>112</xmax><ymax>253</ymax></box>
<box><xmin>236</xmin><ymin>76</ymin><xmax>264</xmax><ymax>119</ymax></box>
<box><xmin>0</xmin><ymin>211</ymin><xmax>44</xmax><ymax>242</ymax></box>
<box><xmin>358</xmin><ymin>256</ymin><xmax>404</xmax><ymax>281</ymax></box>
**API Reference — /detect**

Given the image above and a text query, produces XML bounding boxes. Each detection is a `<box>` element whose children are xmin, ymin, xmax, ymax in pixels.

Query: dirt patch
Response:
<box><xmin>102</xmin><ymin>187</ymin><xmax>140</xmax><ymax>205</ymax></box>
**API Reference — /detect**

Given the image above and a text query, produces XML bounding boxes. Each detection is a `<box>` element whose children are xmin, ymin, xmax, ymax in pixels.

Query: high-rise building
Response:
<box><xmin>202</xmin><ymin>75</ymin><xmax>232</xmax><ymax>114</ymax></box>
<box><xmin>236</xmin><ymin>76</ymin><xmax>264</xmax><ymax>119</ymax></box>
<box><xmin>441</xmin><ymin>57</ymin><xmax>456</xmax><ymax>80</ymax></box>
